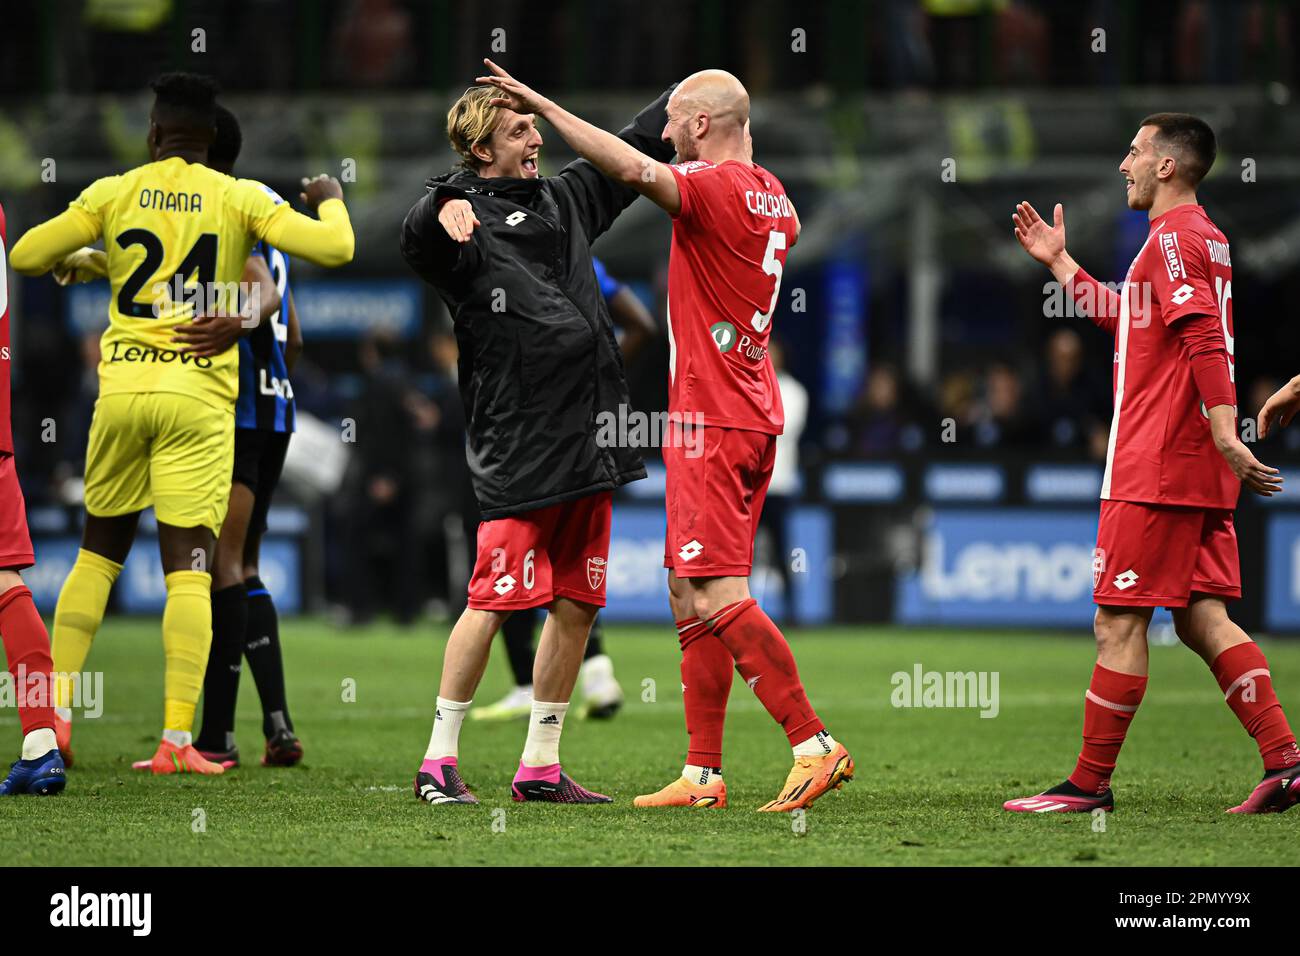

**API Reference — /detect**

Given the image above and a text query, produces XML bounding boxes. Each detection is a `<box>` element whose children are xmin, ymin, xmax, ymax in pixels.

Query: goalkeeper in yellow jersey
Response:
<box><xmin>9</xmin><ymin>72</ymin><xmax>354</xmax><ymax>776</ymax></box>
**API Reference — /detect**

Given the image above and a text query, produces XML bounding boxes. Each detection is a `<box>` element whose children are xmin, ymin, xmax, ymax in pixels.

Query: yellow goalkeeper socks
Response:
<box><xmin>51</xmin><ymin>548</ymin><xmax>123</xmax><ymax>709</ymax></box>
<box><xmin>161</xmin><ymin>570</ymin><xmax>213</xmax><ymax>736</ymax></box>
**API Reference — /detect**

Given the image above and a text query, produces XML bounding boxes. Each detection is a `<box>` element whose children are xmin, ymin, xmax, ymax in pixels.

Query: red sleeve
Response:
<box><xmin>1177</xmin><ymin>310</ymin><xmax>1235</xmax><ymax>411</ymax></box>
<box><xmin>668</xmin><ymin>161</ymin><xmax>725</xmax><ymax>226</ymax></box>
<box><xmin>1151</xmin><ymin>227</ymin><xmax>1218</xmax><ymax>326</ymax></box>
<box><xmin>1066</xmin><ymin>267</ymin><xmax>1121</xmax><ymax>334</ymax></box>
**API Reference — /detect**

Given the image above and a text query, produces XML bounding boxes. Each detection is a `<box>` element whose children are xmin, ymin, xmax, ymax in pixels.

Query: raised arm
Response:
<box><xmin>1012</xmin><ymin>201</ymin><xmax>1120</xmax><ymax>333</ymax></box>
<box><xmin>477</xmin><ymin>59</ymin><xmax>682</xmax><ymax>217</ymax></box>
<box><xmin>256</xmin><ymin>175</ymin><xmax>354</xmax><ymax>269</ymax></box>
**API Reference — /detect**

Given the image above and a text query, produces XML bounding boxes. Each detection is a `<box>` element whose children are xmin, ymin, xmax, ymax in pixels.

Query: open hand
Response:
<box><xmin>476</xmin><ymin>58</ymin><xmax>551</xmax><ymax>115</ymax></box>
<box><xmin>1012</xmin><ymin>201</ymin><xmax>1066</xmax><ymax>268</ymax></box>
<box><xmin>172</xmin><ymin>312</ymin><xmax>247</xmax><ymax>358</ymax></box>
<box><xmin>1219</xmin><ymin>436</ymin><xmax>1284</xmax><ymax>497</ymax></box>
<box><xmin>438</xmin><ymin>198</ymin><xmax>480</xmax><ymax>244</ymax></box>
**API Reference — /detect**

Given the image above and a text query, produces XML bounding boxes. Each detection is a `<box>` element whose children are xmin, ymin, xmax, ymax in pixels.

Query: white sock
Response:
<box><xmin>426</xmin><ymin>697</ymin><xmax>471</xmax><ymax>760</ymax></box>
<box><xmin>793</xmin><ymin>730</ymin><xmax>836</xmax><ymax>757</ymax></box>
<box><xmin>163</xmin><ymin>729</ymin><xmax>192</xmax><ymax>748</ymax></box>
<box><xmin>581</xmin><ymin>654</ymin><xmax>615</xmax><ymax>693</ymax></box>
<box><xmin>521</xmin><ymin>700</ymin><xmax>568</xmax><ymax>767</ymax></box>
<box><xmin>55</xmin><ymin>707</ymin><xmax>72</xmax><ymax>723</ymax></box>
<box><xmin>22</xmin><ymin>728</ymin><xmax>57</xmax><ymax>760</ymax></box>
<box><xmin>682</xmin><ymin>764</ymin><xmax>722</xmax><ymax>786</ymax></box>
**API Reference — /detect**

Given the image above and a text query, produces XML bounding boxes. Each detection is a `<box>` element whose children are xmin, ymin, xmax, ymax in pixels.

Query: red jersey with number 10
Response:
<box><xmin>0</xmin><ymin>203</ymin><xmax>12</xmax><ymax>455</ymax></box>
<box><xmin>665</xmin><ymin>159</ymin><xmax>794</xmax><ymax>435</ymax></box>
<box><xmin>1103</xmin><ymin>203</ymin><xmax>1236</xmax><ymax>510</ymax></box>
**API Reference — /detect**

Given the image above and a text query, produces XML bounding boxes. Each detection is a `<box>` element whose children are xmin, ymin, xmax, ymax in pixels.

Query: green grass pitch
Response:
<box><xmin>3</xmin><ymin>618</ymin><xmax>1299</xmax><ymax>866</ymax></box>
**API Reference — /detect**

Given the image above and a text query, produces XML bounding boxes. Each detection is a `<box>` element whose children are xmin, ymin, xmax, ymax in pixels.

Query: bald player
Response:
<box><xmin>477</xmin><ymin>61</ymin><xmax>852</xmax><ymax>812</ymax></box>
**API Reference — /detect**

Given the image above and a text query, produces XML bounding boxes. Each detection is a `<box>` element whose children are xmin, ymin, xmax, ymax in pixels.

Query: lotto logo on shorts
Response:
<box><xmin>1113</xmin><ymin>569</ymin><xmax>1139</xmax><ymax>591</ymax></box>
<box><xmin>678</xmin><ymin>539</ymin><xmax>703</xmax><ymax>562</ymax></box>
<box><xmin>586</xmin><ymin>556</ymin><xmax>606</xmax><ymax>590</ymax></box>
<box><xmin>493</xmin><ymin>574</ymin><xmax>517</xmax><ymax>596</ymax></box>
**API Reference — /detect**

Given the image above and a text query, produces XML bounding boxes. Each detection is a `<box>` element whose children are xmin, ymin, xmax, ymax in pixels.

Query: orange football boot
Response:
<box><xmin>633</xmin><ymin>774</ymin><xmax>727</xmax><ymax>808</ymax></box>
<box><xmin>131</xmin><ymin>740</ymin><xmax>226</xmax><ymax>775</ymax></box>
<box><xmin>757</xmin><ymin>743</ymin><xmax>854</xmax><ymax>812</ymax></box>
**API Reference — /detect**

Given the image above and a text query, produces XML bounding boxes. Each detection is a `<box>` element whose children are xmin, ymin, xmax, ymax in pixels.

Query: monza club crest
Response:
<box><xmin>587</xmin><ymin>556</ymin><xmax>607</xmax><ymax>590</ymax></box>
<box><xmin>1092</xmin><ymin>548</ymin><xmax>1106</xmax><ymax>591</ymax></box>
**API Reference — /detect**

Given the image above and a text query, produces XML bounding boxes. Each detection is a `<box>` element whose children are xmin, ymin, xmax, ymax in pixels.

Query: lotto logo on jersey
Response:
<box><xmin>1171</xmin><ymin>283</ymin><xmax>1195</xmax><ymax>305</ymax></box>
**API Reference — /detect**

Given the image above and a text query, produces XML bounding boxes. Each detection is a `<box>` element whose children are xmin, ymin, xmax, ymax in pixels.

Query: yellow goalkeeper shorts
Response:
<box><xmin>83</xmin><ymin>391</ymin><xmax>234</xmax><ymax>535</ymax></box>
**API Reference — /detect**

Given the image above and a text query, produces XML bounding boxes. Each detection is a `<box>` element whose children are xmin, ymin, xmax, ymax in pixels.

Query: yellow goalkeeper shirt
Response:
<box><xmin>10</xmin><ymin>155</ymin><xmax>353</xmax><ymax>409</ymax></box>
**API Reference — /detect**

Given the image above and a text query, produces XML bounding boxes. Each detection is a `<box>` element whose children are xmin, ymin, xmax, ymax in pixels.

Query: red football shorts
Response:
<box><xmin>467</xmin><ymin>491</ymin><xmax>612</xmax><ymax>611</ymax></box>
<box><xmin>663</xmin><ymin>423</ymin><xmax>775</xmax><ymax>578</ymax></box>
<box><xmin>1092</xmin><ymin>498</ymin><xmax>1240</xmax><ymax>608</ymax></box>
<box><xmin>0</xmin><ymin>454</ymin><xmax>33</xmax><ymax>571</ymax></box>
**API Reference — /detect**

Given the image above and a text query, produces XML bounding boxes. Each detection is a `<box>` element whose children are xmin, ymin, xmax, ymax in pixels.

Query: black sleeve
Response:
<box><xmin>556</xmin><ymin>85</ymin><xmax>677</xmax><ymax>243</ymax></box>
<box><xmin>399</xmin><ymin>190</ymin><xmax>483</xmax><ymax>287</ymax></box>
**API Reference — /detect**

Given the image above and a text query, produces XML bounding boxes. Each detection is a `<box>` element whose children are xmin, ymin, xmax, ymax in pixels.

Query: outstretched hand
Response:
<box><xmin>476</xmin><ymin>58</ymin><xmax>551</xmax><ymax>115</ymax></box>
<box><xmin>1012</xmin><ymin>201</ymin><xmax>1066</xmax><ymax>268</ymax></box>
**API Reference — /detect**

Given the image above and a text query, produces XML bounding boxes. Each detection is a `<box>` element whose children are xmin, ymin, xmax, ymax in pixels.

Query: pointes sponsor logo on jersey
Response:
<box><xmin>586</xmin><ymin>556</ymin><xmax>606</xmax><ymax>590</ymax></box>
<box><xmin>711</xmin><ymin>321</ymin><xmax>738</xmax><ymax>353</ymax></box>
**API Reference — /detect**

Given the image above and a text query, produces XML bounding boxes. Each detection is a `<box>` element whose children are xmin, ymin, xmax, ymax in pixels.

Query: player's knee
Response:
<box><xmin>691</xmin><ymin>592</ymin><xmax>718</xmax><ymax>623</ymax></box>
<box><xmin>1092</xmin><ymin>607</ymin><xmax>1145</xmax><ymax>651</ymax></box>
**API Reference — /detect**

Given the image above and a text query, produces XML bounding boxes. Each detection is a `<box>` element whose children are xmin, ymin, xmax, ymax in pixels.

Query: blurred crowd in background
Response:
<box><xmin>3</xmin><ymin>0</ymin><xmax>1298</xmax><ymax>94</ymax></box>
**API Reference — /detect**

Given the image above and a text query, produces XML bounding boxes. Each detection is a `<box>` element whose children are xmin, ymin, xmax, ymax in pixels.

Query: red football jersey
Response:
<box><xmin>666</xmin><ymin>159</ymin><xmax>795</xmax><ymax>435</ymax></box>
<box><xmin>1102</xmin><ymin>203</ymin><xmax>1236</xmax><ymax>509</ymax></box>
<box><xmin>0</xmin><ymin>203</ymin><xmax>11</xmax><ymax>455</ymax></box>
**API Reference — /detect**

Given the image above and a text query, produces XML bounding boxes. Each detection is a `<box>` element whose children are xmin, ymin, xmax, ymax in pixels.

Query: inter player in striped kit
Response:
<box><xmin>1006</xmin><ymin>114</ymin><xmax>1300</xmax><ymax>814</ymax></box>
<box><xmin>10</xmin><ymin>73</ymin><xmax>353</xmax><ymax>776</ymax></box>
<box><xmin>191</xmin><ymin>105</ymin><xmax>305</xmax><ymax>769</ymax></box>
<box><xmin>479</xmin><ymin>62</ymin><xmax>852</xmax><ymax>811</ymax></box>
<box><xmin>0</xmin><ymin>202</ymin><xmax>66</xmax><ymax>795</ymax></box>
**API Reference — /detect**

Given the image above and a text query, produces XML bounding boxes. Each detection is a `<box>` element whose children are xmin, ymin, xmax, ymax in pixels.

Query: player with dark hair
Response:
<box><xmin>10</xmin><ymin>72</ymin><xmax>353</xmax><ymax>776</ymax></box>
<box><xmin>477</xmin><ymin>61</ymin><xmax>852</xmax><ymax>812</ymax></box>
<box><xmin>189</xmin><ymin>103</ymin><xmax>305</xmax><ymax>768</ymax></box>
<box><xmin>0</xmin><ymin>203</ymin><xmax>66</xmax><ymax>796</ymax></box>
<box><xmin>1004</xmin><ymin>113</ymin><xmax>1300</xmax><ymax>814</ymax></box>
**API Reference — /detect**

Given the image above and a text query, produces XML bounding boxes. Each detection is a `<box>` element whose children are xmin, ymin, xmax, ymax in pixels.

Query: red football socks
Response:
<box><xmin>707</xmin><ymin>598</ymin><xmax>824</xmax><ymax>747</ymax></box>
<box><xmin>1068</xmin><ymin>663</ymin><xmax>1148</xmax><ymax>796</ymax></box>
<box><xmin>0</xmin><ymin>586</ymin><xmax>55</xmax><ymax>736</ymax></box>
<box><xmin>677</xmin><ymin>616</ymin><xmax>732</xmax><ymax>767</ymax></box>
<box><xmin>1211</xmin><ymin>642</ymin><xmax>1299</xmax><ymax>772</ymax></box>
